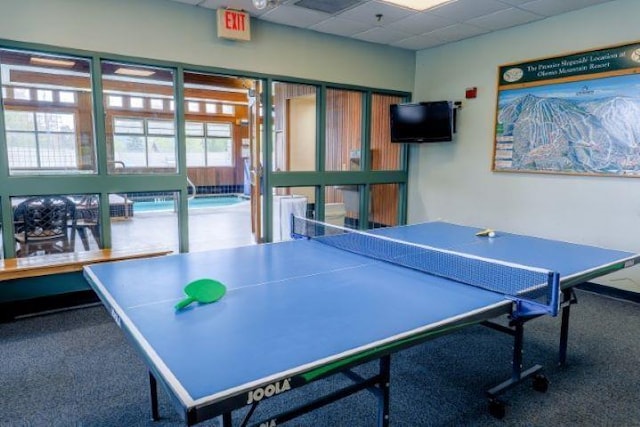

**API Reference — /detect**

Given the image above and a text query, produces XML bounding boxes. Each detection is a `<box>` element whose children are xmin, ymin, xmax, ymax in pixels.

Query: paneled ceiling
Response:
<box><xmin>163</xmin><ymin>0</ymin><xmax>615</xmax><ymax>50</ymax></box>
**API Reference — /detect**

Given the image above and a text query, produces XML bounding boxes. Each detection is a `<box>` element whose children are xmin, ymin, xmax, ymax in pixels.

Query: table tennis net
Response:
<box><xmin>291</xmin><ymin>216</ymin><xmax>560</xmax><ymax>317</ymax></box>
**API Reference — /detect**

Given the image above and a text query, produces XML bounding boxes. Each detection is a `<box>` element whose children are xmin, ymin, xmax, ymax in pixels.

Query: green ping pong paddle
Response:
<box><xmin>175</xmin><ymin>278</ymin><xmax>226</xmax><ymax>310</ymax></box>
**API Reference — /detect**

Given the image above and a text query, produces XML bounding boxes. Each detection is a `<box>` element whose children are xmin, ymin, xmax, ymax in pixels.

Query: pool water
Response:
<box><xmin>134</xmin><ymin>196</ymin><xmax>246</xmax><ymax>213</ymax></box>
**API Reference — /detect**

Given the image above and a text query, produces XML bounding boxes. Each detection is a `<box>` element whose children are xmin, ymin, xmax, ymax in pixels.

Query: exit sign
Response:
<box><xmin>217</xmin><ymin>9</ymin><xmax>251</xmax><ymax>41</ymax></box>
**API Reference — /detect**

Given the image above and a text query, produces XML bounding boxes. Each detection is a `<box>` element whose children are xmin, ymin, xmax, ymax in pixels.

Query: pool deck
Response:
<box><xmin>95</xmin><ymin>199</ymin><xmax>254</xmax><ymax>254</ymax></box>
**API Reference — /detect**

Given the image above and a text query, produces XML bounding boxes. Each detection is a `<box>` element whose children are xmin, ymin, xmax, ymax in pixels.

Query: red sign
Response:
<box><xmin>217</xmin><ymin>9</ymin><xmax>251</xmax><ymax>41</ymax></box>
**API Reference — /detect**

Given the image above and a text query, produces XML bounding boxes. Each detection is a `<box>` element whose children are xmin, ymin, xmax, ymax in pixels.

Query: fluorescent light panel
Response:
<box><xmin>114</xmin><ymin>67</ymin><xmax>156</xmax><ymax>77</ymax></box>
<box><xmin>30</xmin><ymin>57</ymin><xmax>76</xmax><ymax>68</ymax></box>
<box><xmin>380</xmin><ymin>0</ymin><xmax>456</xmax><ymax>11</ymax></box>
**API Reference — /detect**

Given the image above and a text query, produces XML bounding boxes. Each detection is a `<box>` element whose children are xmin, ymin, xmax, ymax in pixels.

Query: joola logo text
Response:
<box><xmin>246</xmin><ymin>379</ymin><xmax>291</xmax><ymax>404</ymax></box>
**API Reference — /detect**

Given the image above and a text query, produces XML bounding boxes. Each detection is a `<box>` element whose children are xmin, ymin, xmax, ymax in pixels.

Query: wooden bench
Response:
<box><xmin>0</xmin><ymin>248</ymin><xmax>172</xmax><ymax>281</ymax></box>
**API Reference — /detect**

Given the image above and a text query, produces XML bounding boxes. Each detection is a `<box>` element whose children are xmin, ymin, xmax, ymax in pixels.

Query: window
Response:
<box><xmin>5</xmin><ymin>111</ymin><xmax>77</xmax><ymax>169</ymax></box>
<box><xmin>102</xmin><ymin>61</ymin><xmax>176</xmax><ymax>174</ymax></box>
<box><xmin>206</xmin><ymin>123</ymin><xmax>233</xmax><ymax>166</ymax></box>
<box><xmin>187</xmin><ymin>101</ymin><xmax>200</xmax><ymax>112</ymax></box>
<box><xmin>185</xmin><ymin>121</ymin><xmax>233</xmax><ymax>167</ymax></box>
<box><xmin>1</xmin><ymin>48</ymin><xmax>95</xmax><ymax>176</ymax></box>
<box><xmin>325</xmin><ymin>88</ymin><xmax>363</xmax><ymax>172</ymax></box>
<box><xmin>37</xmin><ymin>89</ymin><xmax>53</xmax><ymax>102</ymax></box>
<box><xmin>110</xmin><ymin>191</ymin><xmax>178</xmax><ymax>253</ymax></box>
<box><xmin>221</xmin><ymin>104</ymin><xmax>234</xmax><ymax>115</ymax></box>
<box><xmin>130</xmin><ymin>97</ymin><xmax>144</xmax><ymax>109</ymax></box>
<box><xmin>108</xmin><ymin>95</ymin><xmax>123</xmax><ymax>108</ymax></box>
<box><xmin>150</xmin><ymin>98</ymin><xmax>164</xmax><ymax>110</ymax></box>
<box><xmin>272</xmin><ymin>82</ymin><xmax>317</xmax><ymax>172</ymax></box>
<box><xmin>12</xmin><ymin>193</ymin><xmax>101</xmax><ymax>257</ymax></box>
<box><xmin>113</xmin><ymin>117</ymin><xmax>176</xmax><ymax>168</ymax></box>
<box><xmin>13</xmin><ymin>87</ymin><xmax>31</xmax><ymax>100</ymax></box>
<box><xmin>370</xmin><ymin>93</ymin><xmax>404</xmax><ymax>171</ymax></box>
<box><xmin>59</xmin><ymin>91</ymin><xmax>76</xmax><ymax>104</ymax></box>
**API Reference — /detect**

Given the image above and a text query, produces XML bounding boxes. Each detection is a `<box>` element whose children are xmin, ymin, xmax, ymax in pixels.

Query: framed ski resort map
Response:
<box><xmin>493</xmin><ymin>41</ymin><xmax>640</xmax><ymax>177</ymax></box>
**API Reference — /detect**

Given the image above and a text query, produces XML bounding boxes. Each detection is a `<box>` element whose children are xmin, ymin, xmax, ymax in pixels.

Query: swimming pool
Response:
<box><xmin>134</xmin><ymin>196</ymin><xmax>246</xmax><ymax>213</ymax></box>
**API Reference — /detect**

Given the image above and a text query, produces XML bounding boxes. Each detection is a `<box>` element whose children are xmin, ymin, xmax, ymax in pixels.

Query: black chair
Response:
<box><xmin>74</xmin><ymin>195</ymin><xmax>101</xmax><ymax>250</ymax></box>
<box><xmin>14</xmin><ymin>196</ymin><xmax>77</xmax><ymax>257</ymax></box>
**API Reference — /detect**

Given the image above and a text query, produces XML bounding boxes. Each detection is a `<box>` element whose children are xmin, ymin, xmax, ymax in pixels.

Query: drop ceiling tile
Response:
<box><xmin>160</xmin><ymin>0</ymin><xmax>616</xmax><ymax>51</ymax></box>
<box><xmin>496</xmin><ymin>0</ymin><xmax>536</xmax><ymax>5</ymax></box>
<box><xmin>171</xmin><ymin>0</ymin><xmax>205</xmax><ymax>4</ymax></box>
<box><xmin>426</xmin><ymin>22</ymin><xmax>490</xmax><ymax>42</ymax></box>
<box><xmin>294</xmin><ymin>0</ymin><xmax>362</xmax><ymax>14</ymax></box>
<box><xmin>428</xmin><ymin>0</ymin><xmax>511</xmax><ymax>22</ymax></box>
<box><xmin>351</xmin><ymin>26</ymin><xmax>413</xmax><ymax>44</ymax></box>
<box><xmin>338</xmin><ymin>0</ymin><xmax>414</xmax><ymax>26</ymax></box>
<box><xmin>310</xmin><ymin>17</ymin><xmax>372</xmax><ymax>36</ymax></box>
<box><xmin>386</xmin><ymin>11</ymin><xmax>456</xmax><ymax>35</ymax></box>
<box><xmin>390</xmin><ymin>33</ymin><xmax>448</xmax><ymax>50</ymax></box>
<box><xmin>466</xmin><ymin>7</ymin><xmax>542</xmax><ymax>30</ymax></box>
<box><xmin>199</xmin><ymin>0</ymin><xmax>269</xmax><ymax>15</ymax></box>
<box><xmin>261</xmin><ymin>4</ymin><xmax>331</xmax><ymax>27</ymax></box>
<box><xmin>518</xmin><ymin>0</ymin><xmax>613</xmax><ymax>16</ymax></box>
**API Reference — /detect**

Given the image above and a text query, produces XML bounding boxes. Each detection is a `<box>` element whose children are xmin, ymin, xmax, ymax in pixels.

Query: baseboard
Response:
<box><xmin>0</xmin><ymin>290</ymin><xmax>100</xmax><ymax>322</ymax></box>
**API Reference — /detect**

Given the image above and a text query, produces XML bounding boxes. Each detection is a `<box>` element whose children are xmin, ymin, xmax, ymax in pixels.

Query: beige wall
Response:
<box><xmin>411</xmin><ymin>0</ymin><xmax>640</xmax><ymax>292</ymax></box>
<box><xmin>0</xmin><ymin>0</ymin><xmax>414</xmax><ymax>91</ymax></box>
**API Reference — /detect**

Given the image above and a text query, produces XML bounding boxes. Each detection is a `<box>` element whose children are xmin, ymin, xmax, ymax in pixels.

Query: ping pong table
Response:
<box><xmin>83</xmin><ymin>219</ymin><xmax>639</xmax><ymax>426</ymax></box>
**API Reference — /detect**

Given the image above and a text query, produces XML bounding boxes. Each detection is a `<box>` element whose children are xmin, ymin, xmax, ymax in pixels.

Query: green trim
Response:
<box><xmin>301</xmin><ymin>320</ymin><xmax>479</xmax><ymax>382</ymax></box>
<box><xmin>269</xmin><ymin>171</ymin><xmax>407</xmax><ymax>186</ymax></box>
<box><xmin>0</xmin><ymin>272</ymin><xmax>89</xmax><ymax>303</ymax></box>
<box><xmin>262</xmin><ymin>79</ymin><xmax>273</xmax><ymax>243</ymax></box>
<box><xmin>174</xmin><ymin>66</ymin><xmax>189</xmax><ymax>253</ymax></box>
<box><xmin>0</xmin><ymin>38</ymin><xmax>411</xmax><ymax>257</ymax></box>
<box><xmin>0</xmin><ymin>38</ymin><xmax>410</xmax><ymax>98</ymax></box>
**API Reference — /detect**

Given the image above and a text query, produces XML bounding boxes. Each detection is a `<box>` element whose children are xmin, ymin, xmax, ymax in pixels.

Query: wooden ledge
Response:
<box><xmin>0</xmin><ymin>248</ymin><xmax>172</xmax><ymax>281</ymax></box>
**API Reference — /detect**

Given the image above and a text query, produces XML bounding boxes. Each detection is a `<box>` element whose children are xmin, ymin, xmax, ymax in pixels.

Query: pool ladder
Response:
<box><xmin>187</xmin><ymin>177</ymin><xmax>197</xmax><ymax>201</ymax></box>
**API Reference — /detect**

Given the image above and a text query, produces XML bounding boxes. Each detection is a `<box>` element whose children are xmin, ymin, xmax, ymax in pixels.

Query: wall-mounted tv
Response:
<box><xmin>390</xmin><ymin>101</ymin><xmax>455</xmax><ymax>143</ymax></box>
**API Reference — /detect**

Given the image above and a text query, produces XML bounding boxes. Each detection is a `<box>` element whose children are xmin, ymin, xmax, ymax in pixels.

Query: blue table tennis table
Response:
<box><xmin>83</xmin><ymin>219</ymin><xmax>640</xmax><ymax>426</ymax></box>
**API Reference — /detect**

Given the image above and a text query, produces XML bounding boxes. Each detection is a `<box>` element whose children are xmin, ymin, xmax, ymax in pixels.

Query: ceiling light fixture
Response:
<box><xmin>30</xmin><ymin>57</ymin><xmax>76</xmax><ymax>68</ymax></box>
<box><xmin>253</xmin><ymin>0</ymin><xmax>267</xmax><ymax>9</ymax></box>
<box><xmin>114</xmin><ymin>68</ymin><xmax>156</xmax><ymax>77</ymax></box>
<box><xmin>380</xmin><ymin>0</ymin><xmax>457</xmax><ymax>11</ymax></box>
<box><xmin>252</xmin><ymin>0</ymin><xmax>281</xmax><ymax>10</ymax></box>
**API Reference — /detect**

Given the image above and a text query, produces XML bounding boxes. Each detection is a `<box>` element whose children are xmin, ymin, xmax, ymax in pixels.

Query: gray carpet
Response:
<box><xmin>1</xmin><ymin>289</ymin><xmax>639</xmax><ymax>426</ymax></box>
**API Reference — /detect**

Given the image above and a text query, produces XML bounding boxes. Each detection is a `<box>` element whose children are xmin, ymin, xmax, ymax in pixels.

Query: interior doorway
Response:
<box><xmin>183</xmin><ymin>71</ymin><xmax>260</xmax><ymax>251</ymax></box>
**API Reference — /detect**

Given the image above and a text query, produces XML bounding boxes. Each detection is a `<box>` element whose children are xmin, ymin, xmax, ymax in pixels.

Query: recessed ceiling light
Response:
<box><xmin>380</xmin><ymin>0</ymin><xmax>457</xmax><ymax>12</ymax></box>
<box><xmin>30</xmin><ymin>57</ymin><xmax>76</xmax><ymax>68</ymax></box>
<box><xmin>114</xmin><ymin>67</ymin><xmax>156</xmax><ymax>77</ymax></box>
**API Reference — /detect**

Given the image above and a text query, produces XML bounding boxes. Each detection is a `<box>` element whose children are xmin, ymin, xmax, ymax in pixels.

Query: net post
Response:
<box><xmin>548</xmin><ymin>272</ymin><xmax>561</xmax><ymax>317</ymax></box>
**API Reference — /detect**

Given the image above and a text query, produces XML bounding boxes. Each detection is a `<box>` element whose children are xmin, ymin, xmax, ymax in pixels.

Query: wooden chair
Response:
<box><xmin>14</xmin><ymin>196</ymin><xmax>77</xmax><ymax>257</ymax></box>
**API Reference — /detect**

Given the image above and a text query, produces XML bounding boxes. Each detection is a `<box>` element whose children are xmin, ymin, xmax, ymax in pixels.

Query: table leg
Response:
<box><xmin>378</xmin><ymin>355</ymin><xmax>391</xmax><ymax>427</ymax></box>
<box><xmin>149</xmin><ymin>371</ymin><xmax>159</xmax><ymax>421</ymax></box>
<box><xmin>559</xmin><ymin>289</ymin><xmax>577</xmax><ymax>365</ymax></box>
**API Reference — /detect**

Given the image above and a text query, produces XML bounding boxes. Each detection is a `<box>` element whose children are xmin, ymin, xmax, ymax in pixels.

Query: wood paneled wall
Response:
<box><xmin>325</xmin><ymin>89</ymin><xmax>362</xmax><ymax>172</ymax></box>
<box><xmin>369</xmin><ymin>94</ymin><xmax>403</xmax><ymax>226</ymax></box>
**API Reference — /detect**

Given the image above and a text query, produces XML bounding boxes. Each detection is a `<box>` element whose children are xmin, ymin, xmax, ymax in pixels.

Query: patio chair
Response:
<box><xmin>74</xmin><ymin>195</ymin><xmax>101</xmax><ymax>250</ymax></box>
<box><xmin>14</xmin><ymin>196</ymin><xmax>77</xmax><ymax>257</ymax></box>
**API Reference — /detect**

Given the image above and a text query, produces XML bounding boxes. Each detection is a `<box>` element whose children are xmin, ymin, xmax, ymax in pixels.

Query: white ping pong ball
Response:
<box><xmin>488</xmin><ymin>231</ymin><xmax>496</xmax><ymax>238</ymax></box>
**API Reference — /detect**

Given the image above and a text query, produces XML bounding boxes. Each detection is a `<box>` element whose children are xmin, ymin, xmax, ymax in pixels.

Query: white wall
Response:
<box><xmin>0</xmin><ymin>0</ymin><xmax>414</xmax><ymax>91</ymax></box>
<box><xmin>411</xmin><ymin>0</ymin><xmax>640</xmax><ymax>291</ymax></box>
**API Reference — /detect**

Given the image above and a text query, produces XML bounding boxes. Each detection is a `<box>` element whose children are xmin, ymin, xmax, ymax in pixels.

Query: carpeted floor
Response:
<box><xmin>1</xmin><ymin>289</ymin><xmax>639</xmax><ymax>426</ymax></box>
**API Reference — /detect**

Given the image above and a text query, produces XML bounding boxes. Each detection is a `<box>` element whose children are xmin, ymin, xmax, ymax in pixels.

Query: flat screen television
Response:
<box><xmin>390</xmin><ymin>101</ymin><xmax>454</xmax><ymax>143</ymax></box>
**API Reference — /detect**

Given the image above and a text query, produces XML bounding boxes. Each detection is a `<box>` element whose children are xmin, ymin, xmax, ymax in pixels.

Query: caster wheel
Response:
<box><xmin>532</xmin><ymin>374</ymin><xmax>549</xmax><ymax>393</ymax></box>
<box><xmin>488</xmin><ymin>398</ymin><xmax>506</xmax><ymax>419</ymax></box>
